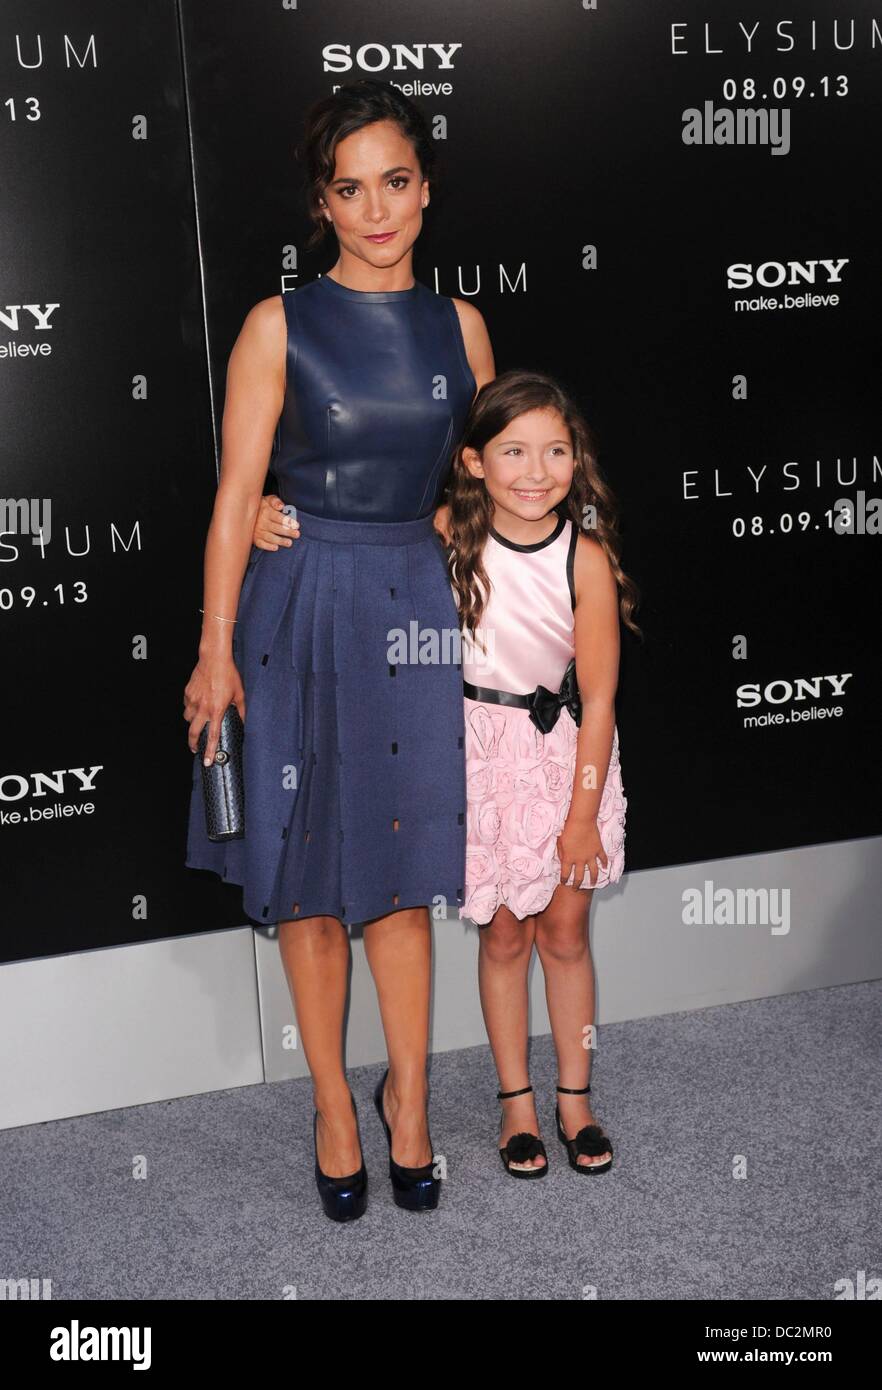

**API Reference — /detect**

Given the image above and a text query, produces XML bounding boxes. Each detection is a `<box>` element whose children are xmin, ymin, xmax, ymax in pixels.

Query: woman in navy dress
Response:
<box><xmin>183</xmin><ymin>81</ymin><xmax>493</xmax><ymax>1220</ymax></box>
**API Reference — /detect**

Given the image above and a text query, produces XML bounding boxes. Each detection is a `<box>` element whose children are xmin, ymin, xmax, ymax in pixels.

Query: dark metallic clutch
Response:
<box><xmin>196</xmin><ymin>704</ymin><xmax>245</xmax><ymax>841</ymax></box>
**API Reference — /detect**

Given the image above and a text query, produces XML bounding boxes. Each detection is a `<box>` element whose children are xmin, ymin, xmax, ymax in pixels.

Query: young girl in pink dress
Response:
<box><xmin>447</xmin><ymin>367</ymin><xmax>641</xmax><ymax>1179</ymax></box>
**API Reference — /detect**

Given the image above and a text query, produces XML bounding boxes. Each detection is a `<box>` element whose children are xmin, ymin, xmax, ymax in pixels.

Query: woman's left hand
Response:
<box><xmin>433</xmin><ymin>502</ymin><xmax>452</xmax><ymax>545</ymax></box>
<box><xmin>557</xmin><ymin>816</ymin><xmax>608</xmax><ymax>889</ymax></box>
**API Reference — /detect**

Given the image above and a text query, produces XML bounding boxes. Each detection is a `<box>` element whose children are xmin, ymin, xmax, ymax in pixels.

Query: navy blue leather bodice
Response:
<box><xmin>270</xmin><ymin>273</ymin><xmax>477</xmax><ymax>522</ymax></box>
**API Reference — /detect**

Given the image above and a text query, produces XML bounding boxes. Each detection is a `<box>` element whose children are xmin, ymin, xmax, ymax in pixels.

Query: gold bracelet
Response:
<box><xmin>199</xmin><ymin>609</ymin><xmax>238</xmax><ymax>624</ymax></box>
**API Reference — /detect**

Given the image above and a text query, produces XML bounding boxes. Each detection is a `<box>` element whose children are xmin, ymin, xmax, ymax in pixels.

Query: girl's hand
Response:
<box><xmin>557</xmin><ymin>816</ymin><xmax>609</xmax><ymax>889</ymax></box>
<box><xmin>253</xmin><ymin>493</ymin><xmax>300</xmax><ymax>549</ymax></box>
<box><xmin>433</xmin><ymin>502</ymin><xmax>452</xmax><ymax>545</ymax></box>
<box><xmin>183</xmin><ymin>656</ymin><xmax>246</xmax><ymax>765</ymax></box>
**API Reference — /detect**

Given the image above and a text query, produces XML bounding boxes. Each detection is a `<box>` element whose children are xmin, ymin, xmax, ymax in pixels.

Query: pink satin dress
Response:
<box><xmin>458</xmin><ymin>513</ymin><xmax>627</xmax><ymax>925</ymax></box>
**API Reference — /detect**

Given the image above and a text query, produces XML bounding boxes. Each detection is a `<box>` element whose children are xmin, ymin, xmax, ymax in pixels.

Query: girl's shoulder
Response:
<box><xmin>572</xmin><ymin>523</ymin><xmax>612</xmax><ymax>568</ymax></box>
<box><xmin>571</xmin><ymin>524</ymin><xmax>617</xmax><ymax>609</ymax></box>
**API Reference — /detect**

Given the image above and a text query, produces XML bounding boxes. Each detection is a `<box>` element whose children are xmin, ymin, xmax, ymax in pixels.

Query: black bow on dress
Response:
<box><xmin>526</xmin><ymin>657</ymin><xmax>582</xmax><ymax>734</ymax></box>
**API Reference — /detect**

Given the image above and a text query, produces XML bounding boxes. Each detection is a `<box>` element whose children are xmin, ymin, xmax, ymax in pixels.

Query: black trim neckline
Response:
<box><xmin>319</xmin><ymin>272</ymin><xmax>421</xmax><ymax>303</ymax></box>
<box><xmin>488</xmin><ymin>513</ymin><xmax>567</xmax><ymax>553</ymax></box>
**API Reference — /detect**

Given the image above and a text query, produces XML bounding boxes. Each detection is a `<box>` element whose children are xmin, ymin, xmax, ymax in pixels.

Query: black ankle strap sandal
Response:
<box><xmin>555</xmin><ymin>1082</ymin><xmax>614</xmax><ymax>1175</ymax></box>
<box><xmin>497</xmin><ymin>1083</ymin><xmax>548</xmax><ymax>1180</ymax></box>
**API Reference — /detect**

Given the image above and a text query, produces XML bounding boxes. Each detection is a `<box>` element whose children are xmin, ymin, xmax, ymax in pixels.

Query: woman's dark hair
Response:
<box><xmin>296</xmin><ymin>79</ymin><xmax>440</xmax><ymax>250</ymax></box>
<box><xmin>447</xmin><ymin>368</ymin><xmax>642</xmax><ymax>641</ymax></box>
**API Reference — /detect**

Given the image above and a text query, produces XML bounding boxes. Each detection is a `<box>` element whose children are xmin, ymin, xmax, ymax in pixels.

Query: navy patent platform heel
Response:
<box><xmin>313</xmin><ymin>1093</ymin><xmax>368</xmax><ymax>1223</ymax></box>
<box><xmin>373</xmin><ymin>1069</ymin><xmax>440</xmax><ymax>1212</ymax></box>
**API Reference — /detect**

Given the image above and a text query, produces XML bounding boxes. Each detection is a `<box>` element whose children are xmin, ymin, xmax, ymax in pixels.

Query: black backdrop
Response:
<box><xmin>2</xmin><ymin>0</ymin><xmax>880</xmax><ymax>963</ymax></box>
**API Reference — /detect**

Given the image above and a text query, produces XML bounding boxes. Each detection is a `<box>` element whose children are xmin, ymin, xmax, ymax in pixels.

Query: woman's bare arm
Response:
<box><xmin>200</xmin><ymin>296</ymin><xmax>286</xmax><ymax>650</ymax></box>
<box><xmin>184</xmin><ymin>295</ymin><xmax>286</xmax><ymax>760</ymax></box>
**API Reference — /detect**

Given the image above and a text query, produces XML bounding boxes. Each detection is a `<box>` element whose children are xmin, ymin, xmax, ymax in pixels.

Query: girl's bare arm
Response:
<box><xmin>557</xmin><ymin>531</ymin><xmax>620</xmax><ymax>886</ymax></box>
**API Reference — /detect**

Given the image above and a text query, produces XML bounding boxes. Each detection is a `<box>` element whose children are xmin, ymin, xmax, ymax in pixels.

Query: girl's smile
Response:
<box><xmin>509</xmin><ymin>485</ymin><xmax>555</xmax><ymax>503</ymax></box>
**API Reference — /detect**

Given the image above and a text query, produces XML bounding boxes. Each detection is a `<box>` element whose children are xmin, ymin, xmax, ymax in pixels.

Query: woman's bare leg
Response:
<box><xmin>534</xmin><ymin>884</ymin><xmax>611</xmax><ymax>1168</ymax></box>
<box><xmin>478</xmin><ymin>904</ymin><xmax>545</xmax><ymax>1171</ymax></box>
<box><xmin>362</xmin><ymin>906</ymin><xmax>433</xmax><ymax>1167</ymax></box>
<box><xmin>278</xmin><ymin>915</ymin><xmax>360</xmax><ymax>1177</ymax></box>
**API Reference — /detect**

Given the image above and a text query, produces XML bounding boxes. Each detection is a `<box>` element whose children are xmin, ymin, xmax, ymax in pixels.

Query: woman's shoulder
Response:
<box><xmin>242</xmin><ymin>293</ymin><xmax>287</xmax><ymax>337</ymax></box>
<box><xmin>447</xmin><ymin>295</ymin><xmax>493</xmax><ymax>389</ymax></box>
<box><xmin>448</xmin><ymin>294</ymin><xmax>490</xmax><ymax>341</ymax></box>
<box><xmin>228</xmin><ymin>295</ymin><xmax>287</xmax><ymax>384</ymax></box>
<box><xmin>254</xmin><ymin>279</ymin><xmax>321</xmax><ymax>320</ymax></box>
<box><xmin>447</xmin><ymin>293</ymin><xmax>487</xmax><ymax>323</ymax></box>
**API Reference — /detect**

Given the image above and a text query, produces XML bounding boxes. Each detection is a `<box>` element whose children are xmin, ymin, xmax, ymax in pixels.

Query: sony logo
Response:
<box><xmin>727</xmin><ymin>259</ymin><xmax>848</xmax><ymax>290</ymax></box>
<box><xmin>0</xmin><ymin>767</ymin><xmax>104</xmax><ymax>801</ymax></box>
<box><xmin>322</xmin><ymin>43</ymin><xmax>462</xmax><ymax>73</ymax></box>
<box><xmin>736</xmin><ymin>674</ymin><xmax>852</xmax><ymax>708</ymax></box>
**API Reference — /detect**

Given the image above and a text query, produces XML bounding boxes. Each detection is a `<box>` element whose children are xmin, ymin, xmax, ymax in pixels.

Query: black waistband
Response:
<box><xmin>462</xmin><ymin>682</ymin><xmax>530</xmax><ymax>708</ymax></box>
<box><xmin>462</xmin><ymin>658</ymin><xmax>582</xmax><ymax>735</ymax></box>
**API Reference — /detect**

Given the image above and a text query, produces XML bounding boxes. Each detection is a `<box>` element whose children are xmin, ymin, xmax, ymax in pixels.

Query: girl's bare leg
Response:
<box><xmin>534</xmin><ymin>884</ymin><xmax>611</xmax><ymax>1168</ymax></box>
<box><xmin>478</xmin><ymin>904</ymin><xmax>545</xmax><ymax>1171</ymax></box>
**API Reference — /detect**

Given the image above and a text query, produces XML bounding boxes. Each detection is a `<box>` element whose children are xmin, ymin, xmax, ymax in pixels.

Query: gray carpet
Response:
<box><xmin>2</xmin><ymin>981</ymin><xmax>879</xmax><ymax>1300</ymax></box>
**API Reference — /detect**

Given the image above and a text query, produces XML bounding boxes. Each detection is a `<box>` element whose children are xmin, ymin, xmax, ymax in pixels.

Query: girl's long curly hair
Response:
<box><xmin>447</xmin><ymin>369</ymin><xmax>642</xmax><ymax>642</ymax></box>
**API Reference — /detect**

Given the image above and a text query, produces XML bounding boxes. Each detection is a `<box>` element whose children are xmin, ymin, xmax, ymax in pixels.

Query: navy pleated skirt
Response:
<box><xmin>185</xmin><ymin>508</ymin><xmax>467</xmax><ymax>927</ymax></box>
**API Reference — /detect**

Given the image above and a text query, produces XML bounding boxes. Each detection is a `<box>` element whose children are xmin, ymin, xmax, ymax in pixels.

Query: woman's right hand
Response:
<box><xmin>184</xmin><ymin>656</ymin><xmax>246</xmax><ymax>765</ymax></box>
<box><xmin>253</xmin><ymin>493</ymin><xmax>301</xmax><ymax>549</ymax></box>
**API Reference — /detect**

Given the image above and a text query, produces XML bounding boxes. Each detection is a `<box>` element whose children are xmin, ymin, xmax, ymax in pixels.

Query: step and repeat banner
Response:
<box><xmin>2</xmin><ymin>0</ymin><xmax>879</xmax><ymax>963</ymax></box>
